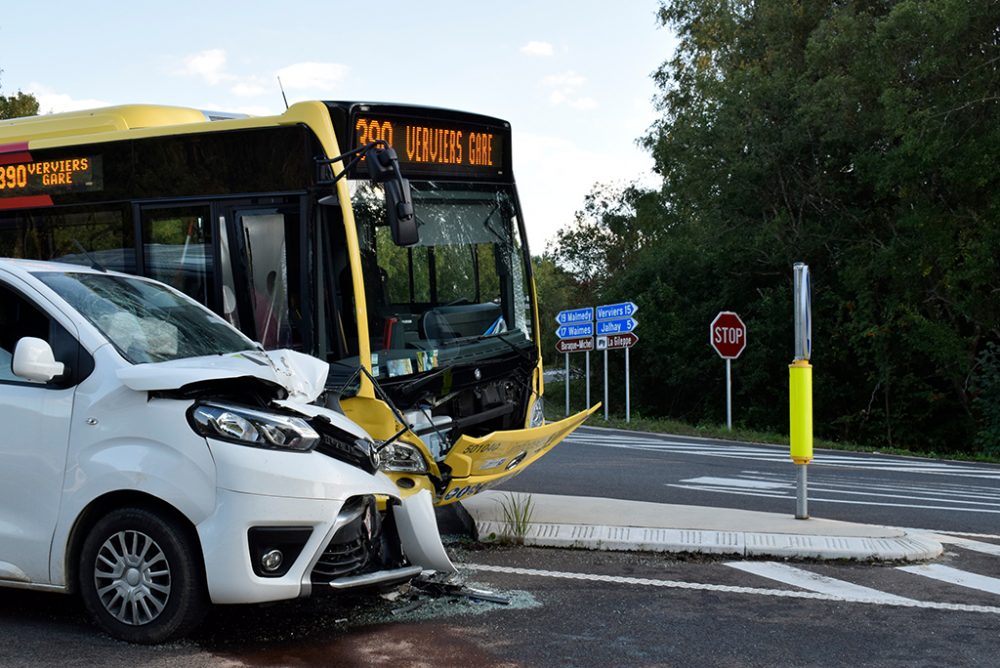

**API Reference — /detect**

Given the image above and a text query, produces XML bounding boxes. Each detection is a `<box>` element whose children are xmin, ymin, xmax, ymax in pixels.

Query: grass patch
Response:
<box><xmin>496</xmin><ymin>492</ymin><xmax>535</xmax><ymax>545</ymax></box>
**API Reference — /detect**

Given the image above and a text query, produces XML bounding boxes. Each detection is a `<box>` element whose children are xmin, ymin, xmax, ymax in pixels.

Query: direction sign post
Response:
<box><xmin>710</xmin><ymin>311</ymin><xmax>747</xmax><ymax>431</ymax></box>
<box><xmin>597</xmin><ymin>302</ymin><xmax>640</xmax><ymax>422</ymax></box>
<box><xmin>555</xmin><ymin>309</ymin><xmax>596</xmax><ymax>418</ymax></box>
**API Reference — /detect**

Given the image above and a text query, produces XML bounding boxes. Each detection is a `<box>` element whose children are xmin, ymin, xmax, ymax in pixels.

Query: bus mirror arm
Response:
<box><xmin>315</xmin><ymin>142</ymin><xmax>418</xmax><ymax>246</ymax></box>
<box><xmin>365</xmin><ymin>146</ymin><xmax>418</xmax><ymax>247</ymax></box>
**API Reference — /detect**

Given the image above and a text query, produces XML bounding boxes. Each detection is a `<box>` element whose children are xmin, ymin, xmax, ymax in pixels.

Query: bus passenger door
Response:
<box><xmin>226</xmin><ymin>205</ymin><xmax>303</xmax><ymax>350</ymax></box>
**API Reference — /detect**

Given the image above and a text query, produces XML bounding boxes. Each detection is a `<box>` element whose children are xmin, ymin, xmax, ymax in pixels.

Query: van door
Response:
<box><xmin>0</xmin><ymin>281</ymin><xmax>78</xmax><ymax>584</ymax></box>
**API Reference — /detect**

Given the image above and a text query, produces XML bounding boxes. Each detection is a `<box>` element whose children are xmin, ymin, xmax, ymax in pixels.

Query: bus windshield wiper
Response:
<box><xmin>437</xmin><ymin>330</ymin><xmax>532</xmax><ymax>363</ymax></box>
<box><xmin>395</xmin><ymin>363</ymin><xmax>452</xmax><ymax>394</ymax></box>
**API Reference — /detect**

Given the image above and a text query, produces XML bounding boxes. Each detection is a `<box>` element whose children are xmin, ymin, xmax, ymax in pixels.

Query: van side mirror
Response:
<box><xmin>13</xmin><ymin>337</ymin><xmax>65</xmax><ymax>383</ymax></box>
<box><xmin>365</xmin><ymin>146</ymin><xmax>418</xmax><ymax>246</ymax></box>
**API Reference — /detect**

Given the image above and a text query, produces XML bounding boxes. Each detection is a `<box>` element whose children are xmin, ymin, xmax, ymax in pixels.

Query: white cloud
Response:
<box><xmin>275</xmin><ymin>62</ymin><xmax>348</xmax><ymax>91</ymax></box>
<box><xmin>26</xmin><ymin>83</ymin><xmax>110</xmax><ymax>113</ymax></box>
<box><xmin>513</xmin><ymin>131</ymin><xmax>654</xmax><ymax>251</ymax></box>
<box><xmin>520</xmin><ymin>41</ymin><xmax>554</xmax><ymax>57</ymax></box>
<box><xmin>229</xmin><ymin>104</ymin><xmax>280</xmax><ymax>117</ymax></box>
<box><xmin>569</xmin><ymin>97</ymin><xmax>598</xmax><ymax>110</ymax></box>
<box><xmin>540</xmin><ymin>70</ymin><xmax>597</xmax><ymax>111</ymax></box>
<box><xmin>230</xmin><ymin>80</ymin><xmax>269</xmax><ymax>97</ymax></box>
<box><xmin>171</xmin><ymin>51</ymin><xmax>348</xmax><ymax>103</ymax></box>
<box><xmin>177</xmin><ymin>48</ymin><xmax>232</xmax><ymax>85</ymax></box>
<box><xmin>542</xmin><ymin>71</ymin><xmax>586</xmax><ymax>89</ymax></box>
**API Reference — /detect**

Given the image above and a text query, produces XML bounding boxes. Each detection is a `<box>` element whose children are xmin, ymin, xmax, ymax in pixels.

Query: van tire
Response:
<box><xmin>78</xmin><ymin>507</ymin><xmax>208</xmax><ymax>644</ymax></box>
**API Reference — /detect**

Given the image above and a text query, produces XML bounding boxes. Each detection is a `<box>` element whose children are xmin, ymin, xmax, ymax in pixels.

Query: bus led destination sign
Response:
<box><xmin>352</xmin><ymin>114</ymin><xmax>507</xmax><ymax>179</ymax></box>
<box><xmin>0</xmin><ymin>156</ymin><xmax>103</xmax><ymax>197</ymax></box>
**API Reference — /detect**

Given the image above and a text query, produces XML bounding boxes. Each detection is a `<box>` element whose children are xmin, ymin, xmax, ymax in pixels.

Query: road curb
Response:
<box><xmin>473</xmin><ymin>520</ymin><xmax>943</xmax><ymax>562</ymax></box>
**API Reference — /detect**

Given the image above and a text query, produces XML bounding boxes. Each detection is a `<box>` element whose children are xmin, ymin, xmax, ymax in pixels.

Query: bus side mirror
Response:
<box><xmin>366</xmin><ymin>146</ymin><xmax>418</xmax><ymax>246</ymax></box>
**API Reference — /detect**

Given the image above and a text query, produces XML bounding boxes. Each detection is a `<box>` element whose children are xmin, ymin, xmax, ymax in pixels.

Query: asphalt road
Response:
<box><xmin>3</xmin><ymin>426</ymin><xmax>1000</xmax><ymax>666</ymax></box>
<box><xmin>499</xmin><ymin>425</ymin><xmax>1000</xmax><ymax>535</ymax></box>
<box><xmin>4</xmin><ymin>542</ymin><xmax>1000</xmax><ymax>667</ymax></box>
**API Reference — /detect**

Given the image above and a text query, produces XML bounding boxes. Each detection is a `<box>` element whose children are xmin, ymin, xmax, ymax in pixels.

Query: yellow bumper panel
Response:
<box><xmin>436</xmin><ymin>404</ymin><xmax>599</xmax><ymax>505</ymax></box>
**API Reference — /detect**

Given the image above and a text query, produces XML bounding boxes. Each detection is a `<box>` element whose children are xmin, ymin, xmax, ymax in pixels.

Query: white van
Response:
<box><xmin>0</xmin><ymin>259</ymin><xmax>453</xmax><ymax>643</ymax></box>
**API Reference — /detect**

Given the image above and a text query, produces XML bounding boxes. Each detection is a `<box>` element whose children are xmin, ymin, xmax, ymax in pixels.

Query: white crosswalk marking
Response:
<box><xmin>723</xmin><ymin>561</ymin><xmax>916</xmax><ymax>604</ymax></box>
<box><xmin>567</xmin><ymin>431</ymin><xmax>1000</xmax><ymax>480</ymax></box>
<box><xmin>897</xmin><ymin>564</ymin><xmax>1000</xmax><ymax>596</ymax></box>
<box><xmin>911</xmin><ymin>533</ymin><xmax>1000</xmax><ymax>558</ymax></box>
<box><xmin>666</xmin><ymin>472</ymin><xmax>1000</xmax><ymax>514</ymax></box>
<box><xmin>466</xmin><ymin>563</ymin><xmax>1000</xmax><ymax>614</ymax></box>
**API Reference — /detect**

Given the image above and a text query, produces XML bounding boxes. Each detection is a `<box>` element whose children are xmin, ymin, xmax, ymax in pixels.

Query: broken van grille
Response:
<box><xmin>311</xmin><ymin>496</ymin><xmax>380</xmax><ymax>583</ymax></box>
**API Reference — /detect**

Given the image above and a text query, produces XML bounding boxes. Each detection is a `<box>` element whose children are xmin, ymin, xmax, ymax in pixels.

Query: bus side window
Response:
<box><xmin>140</xmin><ymin>206</ymin><xmax>213</xmax><ymax>305</ymax></box>
<box><xmin>0</xmin><ymin>206</ymin><xmax>135</xmax><ymax>272</ymax></box>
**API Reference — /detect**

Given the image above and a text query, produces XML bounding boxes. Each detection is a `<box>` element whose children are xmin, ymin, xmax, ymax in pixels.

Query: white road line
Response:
<box><xmin>665</xmin><ymin>483</ymin><xmax>1000</xmax><ymax>513</ymax></box>
<box><xmin>462</xmin><ymin>564</ymin><xmax>1000</xmax><ymax>615</ymax></box>
<box><xmin>756</xmin><ymin>483</ymin><xmax>1000</xmax><ymax>508</ymax></box>
<box><xmin>927</xmin><ymin>535</ymin><xmax>1000</xmax><ymax>558</ymax></box>
<box><xmin>804</xmin><ymin>480</ymin><xmax>1000</xmax><ymax>501</ymax></box>
<box><xmin>569</xmin><ymin>437</ymin><xmax>1000</xmax><ymax>479</ymax></box>
<box><xmin>679</xmin><ymin>476</ymin><xmax>1000</xmax><ymax>506</ymax></box>
<box><xmin>680</xmin><ymin>476</ymin><xmax>791</xmax><ymax>490</ymax></box>
<box><xmin>724</xmin><ymin>561</ymin><xmax>916</xmax><ymax>604</ymax></box>
<box><xmin>908</xmin><ymin>528</ymin><xmax>1000</xmax><ymax>540</ymax></box>
<box><xmin>897</xmin><ymin>564</ymin><xmax>1000</xmax><ymax>596</ymax></box>
<box><xmin>666</xmin><ymin>484</ymin><xmax>793</xmax><ymax>499</ymax></box>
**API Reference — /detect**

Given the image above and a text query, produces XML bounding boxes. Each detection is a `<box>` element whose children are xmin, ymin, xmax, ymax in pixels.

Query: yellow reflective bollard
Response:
<box><xmin>788</xmin><ymin>359</ymin><xmax>813</xmax><ymax>465</ymax></box>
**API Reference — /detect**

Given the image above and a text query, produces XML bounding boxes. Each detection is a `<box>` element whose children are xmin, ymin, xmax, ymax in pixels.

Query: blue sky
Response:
<box><xmin>0</xmin><ymin>1</ymin><xmax>674</xmax><ymax>251</ymax></box>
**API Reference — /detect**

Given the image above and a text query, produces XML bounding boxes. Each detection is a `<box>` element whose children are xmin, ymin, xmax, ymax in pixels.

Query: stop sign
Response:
<box><xmin>710</xmin><ymin>311</ymin><xmax>747</xmax><ymax>359</ymax></box>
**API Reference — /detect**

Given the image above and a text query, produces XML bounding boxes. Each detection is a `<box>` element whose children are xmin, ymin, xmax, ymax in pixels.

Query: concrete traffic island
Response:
<box><xmin>461</xmin><ymin>491</ymin><xmax>942</xmax><ymax>561</ymax></box>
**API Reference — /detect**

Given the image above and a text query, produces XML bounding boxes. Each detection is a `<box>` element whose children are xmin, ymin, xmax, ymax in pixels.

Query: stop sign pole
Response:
<box><xmin>710</xmin><ymin>311</ymin><xmax>747</xmax><ymax>430</ymax></box>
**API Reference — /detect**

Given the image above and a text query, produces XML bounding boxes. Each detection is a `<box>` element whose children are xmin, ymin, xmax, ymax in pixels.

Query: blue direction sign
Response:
<box><xmin>596</xmin><ymin>301</ymin><xmax>638</xmax><ymax>321</ymax></box>
<box><xmin>556</xmin><ymin>323</ymin><xmax>594</xmax><ymax>339</ymax></box>
<box><xmin>555</xmin><ymin>307</ymin><xmax>594</xmax><ymax>325</ymax></box>
<box><xmin>596</xmin><ymin>317</ymin><xmax>638</xmax><ymax>336</ymax></box>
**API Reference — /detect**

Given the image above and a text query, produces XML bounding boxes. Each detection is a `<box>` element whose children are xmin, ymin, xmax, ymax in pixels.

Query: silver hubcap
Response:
<box><xmin>94</xmin><ymin>530</ymin><xmax>171</xmax><ymax>626</ymax></box>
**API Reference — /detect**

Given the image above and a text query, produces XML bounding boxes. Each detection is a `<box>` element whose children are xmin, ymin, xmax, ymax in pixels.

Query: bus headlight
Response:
<box><xmin>529</xmin><ymin>397</ymin><xmax>545</xmax><ymax>428</ymax></box>
<box><xmin>378</xmin><ymin>441</ymin><xmax>429</xmax><ymax>473</ymax></box>
<box><xmin>189</xmin><ymin>403</ymin><xmax>319</xmax><ymax>452</ymax></box>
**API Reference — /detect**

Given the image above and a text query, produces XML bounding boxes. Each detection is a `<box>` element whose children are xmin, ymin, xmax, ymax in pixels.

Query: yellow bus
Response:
<box><xmin>0</xmin><ymin>102</ymin><xmax>595</xmax><ymax>504</ymax></box>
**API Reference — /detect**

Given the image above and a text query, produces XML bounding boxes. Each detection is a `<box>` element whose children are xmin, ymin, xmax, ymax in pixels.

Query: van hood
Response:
<box><xmin>116</xmin><ymin>349</ymin><xmax>329</xmax><ymax>403</ymax></box>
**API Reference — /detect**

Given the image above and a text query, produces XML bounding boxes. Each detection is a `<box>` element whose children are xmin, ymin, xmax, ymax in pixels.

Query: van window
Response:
<box><xmin>0</xmin><ymin>284</ymin><xmax>85</xmax><ymax>387</ymax></box>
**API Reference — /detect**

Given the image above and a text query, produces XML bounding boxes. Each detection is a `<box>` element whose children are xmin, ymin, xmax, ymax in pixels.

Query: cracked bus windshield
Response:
<box><xmin>350</xmin><ymin>181</ymin><xmax>534</xmax><ymax>380</ymax></box>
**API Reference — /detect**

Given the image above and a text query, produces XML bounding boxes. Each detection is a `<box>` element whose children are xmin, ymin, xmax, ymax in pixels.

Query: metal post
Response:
<box><xmin>603</xmin><ymin>349</ymin><xmax>609</xmax><ymax>421</ymax></box>
<box><xmin>565</xmin><ymin>352</ymin><xmax>570</xmax><ymax>417</ymax></box>
<box><xmin>790</xmin><ymin>262</ymin><xmax>813</xmax><ymax>520</ymax></box>
<box><xmin>585</xmin><ymin>350</ymin><xmax>591</xmax><ymax>409</ymax></box>
<box><xmin>795</xmin><ymin>464</ymin><xmax>809</xmax><ymax>519</ymax></box>
<box><xmin>726</xmin><ymin>358</ymin><xmax>732</xmax><ymax>431</ymax></box>
<box><xmin>625</xmin><ymin>346</ymin><xmax>631</xmax><ymax>422</ymax></box>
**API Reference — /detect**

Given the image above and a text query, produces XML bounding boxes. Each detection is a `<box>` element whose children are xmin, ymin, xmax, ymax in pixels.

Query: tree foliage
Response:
<box><xmin>545</xmin><ymin>0</ymin><xmax>1000</xmax><ymax>453</ymax></box>
<box><xmin>0</xmin><ymin>71</ymin><xmax>39</xmax><ymax>119</ymax></box>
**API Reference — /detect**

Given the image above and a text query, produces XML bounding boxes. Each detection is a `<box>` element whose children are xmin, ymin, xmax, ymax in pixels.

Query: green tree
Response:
<box><xmin>541</xmin><ymin>0</ymin><xmax>1000</xmax><ymax>452</ymax></box>
<box><xmin>0</xmin><ymin>71</ymin><xmax>39</xmax><ymax>119</ymax></box>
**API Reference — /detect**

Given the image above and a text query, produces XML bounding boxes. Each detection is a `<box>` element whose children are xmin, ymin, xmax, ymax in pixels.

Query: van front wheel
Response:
<box><xmin>79</xmin><ymin>507</ymin><xmax>207</xmax><ymax>644</ymax></box>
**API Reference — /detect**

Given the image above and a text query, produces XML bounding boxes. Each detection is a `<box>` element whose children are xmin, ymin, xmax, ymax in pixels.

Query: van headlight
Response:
<box><xmin>529</xmin><ymin>397</ymin><xmax>545</xmax><ymax>428</ymax></box>
<box><xmin>378</xmin><ymin>441</ymin><xmax>428</xmax><ymax>473</ymax></box>
<box><xmin>189</xmin><ymin>403</ymin><xmax>319</xmax><ymax>452</ymax></box>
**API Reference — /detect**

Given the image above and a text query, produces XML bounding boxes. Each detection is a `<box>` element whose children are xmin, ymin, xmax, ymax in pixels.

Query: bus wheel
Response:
<box><xmin>78</xmin><ymin>507</ymin><xmax>207</xmax><ymax>644</ymax></box>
